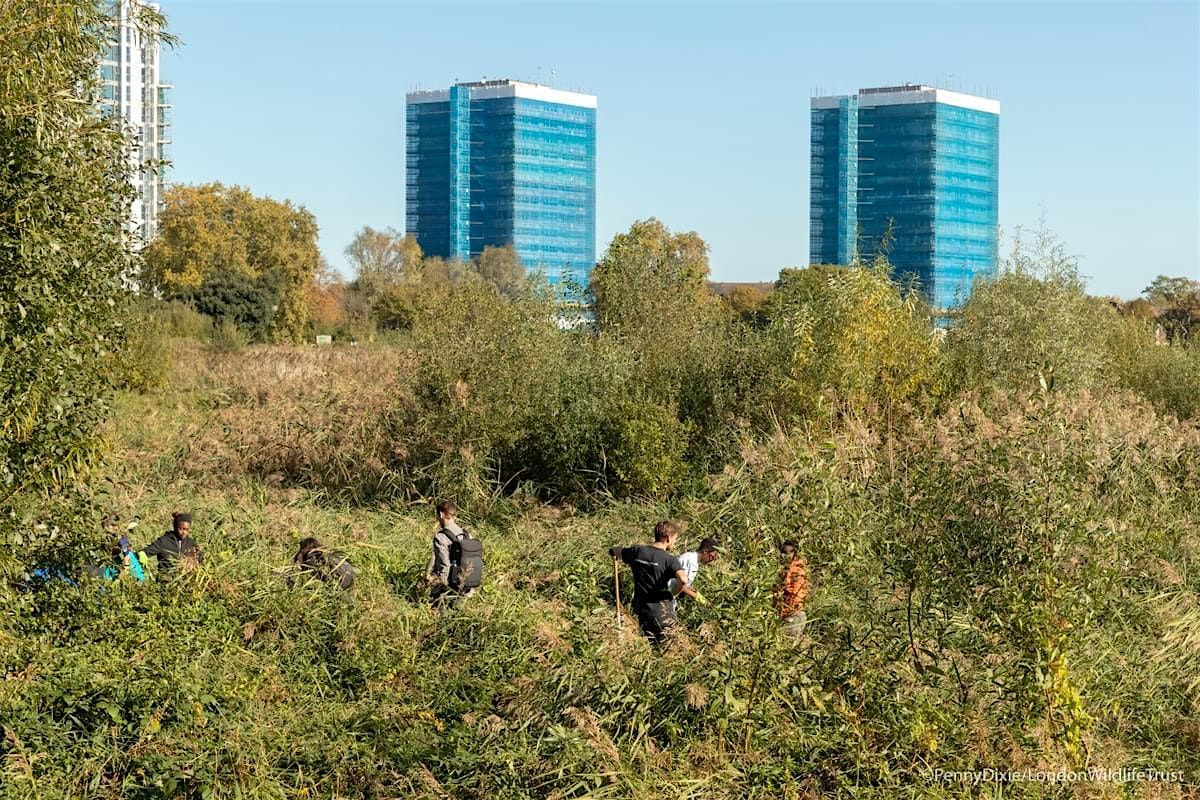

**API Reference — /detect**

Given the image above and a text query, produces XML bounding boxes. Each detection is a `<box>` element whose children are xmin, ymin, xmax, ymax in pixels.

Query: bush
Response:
<box><xmin>606</xmin><ymin>399</ymin><xmax>693</xmax><ymax>500</ymax></box>
<box><xmin>112</xmin><ymin>299</ymin><xmax>172</xmax><ymax>393</ymax></box>
<box><xmin>207</xmin><ymin>319</ymin><xmax>250</xmax><ymax>353</ymax></box>
<box><xmin>944</xmin><ymin>226</ymin><xmax>1114</xmax><ymax>396</ymax></box>
<box><xmin>1104</xmin><ymin>314</ymin><xmax>1200</xmax><ymax>419</ymax></box>
<box><xmin>155</xmin><ymin>299</ymin><xmax>213</xmax><ymax>340</ymax></box>
<box><xmin>775</xmin><ymin>264</ymin><xmax>940</xmax><ymax>421</ymax></box>
<box><xmin>191</xmin><ymin>270</ymin><xmax>280</xmax><ymax>341</ymax></box>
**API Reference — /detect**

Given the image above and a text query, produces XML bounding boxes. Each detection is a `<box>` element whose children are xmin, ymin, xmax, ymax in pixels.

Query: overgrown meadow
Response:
<box><xmin>3</xmin><ymin>3</ymin><xmax>1200</xmax><ymax>797</ymax></box>
<box><xmin>4</xmin><ymin>254</ymin><xmax>1200</xmax><ymax>798</ymax></box>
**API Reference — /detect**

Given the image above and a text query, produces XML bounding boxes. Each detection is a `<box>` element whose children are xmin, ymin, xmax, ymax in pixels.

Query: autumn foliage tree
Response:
<box><xmin>143</xmin><ymin>183</ymin><xmax>320</xmax><ymax>342</ymax></box>
<box><xmin>306</xmin><ymin>259</ymin><xmax>345</xmax><ymax>335</ymax></box>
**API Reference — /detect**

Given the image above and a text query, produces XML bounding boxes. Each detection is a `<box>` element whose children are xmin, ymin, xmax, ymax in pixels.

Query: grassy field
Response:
<box><xmin>3</xmin><ymin>340</ymin><xmax>1198</xmax><ymax>799</ymax></box>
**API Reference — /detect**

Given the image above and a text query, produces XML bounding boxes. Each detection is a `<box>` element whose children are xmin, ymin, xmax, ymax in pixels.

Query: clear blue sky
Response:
<box><xmin>161</xmin><ymin>0</ymin><xmax>1199</xmax><ymax>299</ymax></box>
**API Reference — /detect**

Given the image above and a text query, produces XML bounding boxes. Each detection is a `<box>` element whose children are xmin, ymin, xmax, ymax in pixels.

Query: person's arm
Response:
<box><xmin>673</xmin><ymin>569</ymin><xmax>698</xmax><ymax>599</ymax></box>
<box><xmin>607</xmin><ymin>545</ymin><xmax>627</xmax><ymax>562</ymax></box>
<box><xmin>431</xmin><ymin>532</ymin><xmax>451</xmax><ymax>583</ymax></box>
<box><xmin>141</xmin><ymin>536</ymin><xmax>166</xmax><ymax>559</ymax></box>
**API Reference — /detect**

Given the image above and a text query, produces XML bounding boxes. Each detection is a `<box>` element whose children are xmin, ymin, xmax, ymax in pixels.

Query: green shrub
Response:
<box><xmin>191</xmin><ymin>270</ymin><xmax>281</xmax><ymax>340</ymax></box>
<box><xmin>207</xmin><ymin>319</ymin><xmax>250</xmax><ymax>353</ymax></box>
<box><xmin>156</xmin><ymin>299</ymin><xmax>213</xmax><ymax>340</ymax></box>
<box><xmin>1104</xmin><ymin>314</ymin><xmax>1200</xmax><ymax>419</ymax></box>
<box><xmin>606</xmin><ymin>399</ymin><xmax>693</xmax><ymax>500</ymax></box>
<box><xmin>112</xmin><ymin>299</ymin><xmax>171</xmax><ymax>393</ymax></box>
<box><xmin>779</xmin><ymin>264</ymin><xmax>941</xmax><ymax>421</ymax></box>
<box><xmin>944</xmin><ymin>226</ymin><xmax>1115</xmax><ymax>396</ymax></box>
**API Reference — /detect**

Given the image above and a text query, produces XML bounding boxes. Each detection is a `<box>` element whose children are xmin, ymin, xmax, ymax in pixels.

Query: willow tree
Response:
<box><xmin>0</xmin><ymin>1</ymin><xmax>169</xmax><ymax>576</ymax></box>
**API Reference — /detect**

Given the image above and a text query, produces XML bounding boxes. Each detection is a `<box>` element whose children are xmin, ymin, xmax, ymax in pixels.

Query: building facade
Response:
<box><xmin>406</xmin><ymin>80</ymin><xmax>597</xmax><ymax>289</ymax></box>
<box><xmin>810</xmin><ymin>85</ymin><xmax>999</xmax><ymax>308</ymax></box>
<box><xmin>99</xmin><ymin>0</ymin><xmax>171</xmax><ymax>246</ymax></box>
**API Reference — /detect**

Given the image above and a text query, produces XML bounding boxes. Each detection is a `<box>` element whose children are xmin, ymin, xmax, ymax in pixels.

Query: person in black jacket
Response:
<box><xmin>142</xmin><ymin>512</ymin><xmax>202</xmax><ymax>574</ymax></box>
<box><xmin>292</xmin><ymin>537</ymin><xmax>355</xmax><ymax>590</ymax></box>
<box><xmin>609</xmin><ymin>520</ymin><xmax>699</xmax><ymax>646</ymax></box>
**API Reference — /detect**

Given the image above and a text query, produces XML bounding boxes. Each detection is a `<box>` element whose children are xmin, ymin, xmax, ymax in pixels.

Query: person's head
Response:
<box><xmin>435</xmin><ymin>500</ymin><xmax>457</xmax><ymax>526</ymax></box>
<box><xmin>172</xmin><ymin>512</ymin><xmax>192</xmax><ymax>538</ymax></box>
<box><xmin>653</xmin><ymin>520</ymin><xmax>681</xmax><ymax>549</ymax></box>
<box><xmin>779</xmin><ymin>540</ymin><xmax>798</xmax><ymax>560</ymax></box>
<box><xmin>698</xmin><ymin>537</ymin><xmax>720</xmax><ymax>565</ymax></box>
<box><xmin>298</xmin><ymin>537</ymin><xmax>320</xmax><ymax>556</ymax></box>
<box><xmin>111</xmin><ymin>535</ymin><xmax>131</xmax><ymax>559</ymax></box>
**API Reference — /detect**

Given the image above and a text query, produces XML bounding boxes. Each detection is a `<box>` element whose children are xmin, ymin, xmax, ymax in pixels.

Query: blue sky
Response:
<box><xmin>161</xmin><ymin>0</ymin><xmax>1199</xmax><ymax>299</ymax></box>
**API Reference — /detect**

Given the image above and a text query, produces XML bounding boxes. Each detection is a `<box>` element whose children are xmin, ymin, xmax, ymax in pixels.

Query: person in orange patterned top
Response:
<box><xmin>773</xmin><ymin>540</ymin><xmax>809</xmax><ymax>636</ymax></box>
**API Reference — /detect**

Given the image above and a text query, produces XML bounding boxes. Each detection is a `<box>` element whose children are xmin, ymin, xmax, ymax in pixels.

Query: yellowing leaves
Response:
<box><xmin>142</xmin><ymin>183</ymin><xmax>320</xmax><ymax>343</ymax></box>
<box><xmin>788</xmin><ymin>265</ymin><xmax>941</xmax><ymax>417</ymax></box>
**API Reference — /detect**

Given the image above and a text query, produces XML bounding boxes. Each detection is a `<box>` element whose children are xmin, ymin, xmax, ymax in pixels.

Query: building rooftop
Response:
<box><xmin>407</xmin><ymin>79</ymin><xmax>597</xmax><ymax>109</ymax></box>
<box><xmin>860</xmin><ymin>83</ymin><xmax>935</xmax><ymax>95</ymax></box>
<box><xmin>812</xmin><ymin>84</ymin><xmax>999</xmax><ymax>115</ymax></box>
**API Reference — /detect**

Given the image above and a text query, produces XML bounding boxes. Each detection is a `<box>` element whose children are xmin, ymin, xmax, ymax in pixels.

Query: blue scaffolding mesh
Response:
<box><xmin>448</xmin><ymin>85</ymin><xmax>472</xmax><ymax>261</ymax></box>
<box><xmin>857</xmin><ymin>102</ymin><xmax>940</xmax><ymax>289</ymax></box>
<box><xmin>809</xmin><ymin>90</ymin><xmax>999</xmax><ymax>308</ymax></box>
<box><xmin>930</xmin><ymin>105</ymin><xmax>999</xmax><ymax>308</ymax></box>
<box><xmin>407</xmin><ymin>84</ymin><xmax>596</xmax><ymax>288</ymax></box>
<box><xmin>405</xmin><ymin>100</ymin><xmax>451</xmax><ymax>258</ymax></box>
<box><xmin>809</xmin><ymin>98</ymin><xmax>858</xmax><ymax>265</ymax></box>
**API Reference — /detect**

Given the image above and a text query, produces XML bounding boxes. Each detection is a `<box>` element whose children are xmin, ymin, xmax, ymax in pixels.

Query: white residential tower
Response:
<box><xmin>99</xmin><ymin>0</ymin><xmax>172</xmax><ymax>246</ymax></box>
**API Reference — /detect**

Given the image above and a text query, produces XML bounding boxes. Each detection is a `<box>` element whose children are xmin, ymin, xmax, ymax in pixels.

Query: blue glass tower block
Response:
<box><xmin>406</xmin><ymin>80</ymin><xmax>597</xmax><ymax>290</ymax></box>
<box><xmin>810</xmin><ymin>85</ymin><xmax>999</xmax><ymax>309</ymax></box>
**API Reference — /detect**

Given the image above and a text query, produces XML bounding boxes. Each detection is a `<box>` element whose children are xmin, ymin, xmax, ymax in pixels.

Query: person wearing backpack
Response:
<box><xmin>428</xmin><ymin>500</ymin><xmax>483</xmax><ymax>607</ymax></box>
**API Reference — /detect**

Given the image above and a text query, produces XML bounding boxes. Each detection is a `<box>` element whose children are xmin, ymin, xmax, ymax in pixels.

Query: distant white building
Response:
<box><xmin>99</xmin><ymin>0</ymin><xmax>172</xmax><ymax>246</ymax></box>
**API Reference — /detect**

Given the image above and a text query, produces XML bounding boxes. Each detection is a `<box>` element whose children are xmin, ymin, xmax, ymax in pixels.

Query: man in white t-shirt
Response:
<box><xmin>670</xmin><ymin>537</ymin><xmax>719</xmax><ymax>604</ymax></box>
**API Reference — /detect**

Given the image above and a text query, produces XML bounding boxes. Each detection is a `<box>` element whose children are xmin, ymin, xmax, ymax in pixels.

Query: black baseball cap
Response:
<box><xmin>698</xmin><ymin>537</ymin><xmax>720</xmax><ymax>552</ymax></box>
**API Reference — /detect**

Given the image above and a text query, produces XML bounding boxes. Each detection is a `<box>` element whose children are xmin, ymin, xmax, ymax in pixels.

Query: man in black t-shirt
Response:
<box><xmin>609</xmin><ymin>520</ymin><xmax>699</xmax><ymax>645</ymax></box>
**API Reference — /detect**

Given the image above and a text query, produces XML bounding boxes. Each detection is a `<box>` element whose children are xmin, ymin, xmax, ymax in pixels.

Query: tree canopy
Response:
<box><xmin>1</xmin><ymin>0</ymin><xmax>168</xmax><ymax>572</ymax></box>
<box><xmin>590</xmin><ymin>218</ymin><xmax>714</xmax><ymax>342</ymax></box>
<box><xmin>143</xmin><ymin>183</ymin><xmax>320</xmax><ymax>342</ymax></box>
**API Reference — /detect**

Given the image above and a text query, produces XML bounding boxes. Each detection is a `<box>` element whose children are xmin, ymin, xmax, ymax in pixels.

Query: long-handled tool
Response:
<box><xmin>613</xmin><ymin>557</ymin><xmax>623</xmax><ymax>629</ymax></box>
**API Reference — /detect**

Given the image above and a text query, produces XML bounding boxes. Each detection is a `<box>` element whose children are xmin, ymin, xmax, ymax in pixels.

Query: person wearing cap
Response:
<box><xmin>103</xmin><ymin>535</ymin><xmax>148</xmax><ymax>582</ymax></box>
<box><xmin>669</xmin><ymin>537</ymin><xmax>719</xmax><ymax>605</ymax></box>
<box><xmin>142</xmin><ymin>512</ymin><xmax>203</xmax><ymax>574</ymax></box>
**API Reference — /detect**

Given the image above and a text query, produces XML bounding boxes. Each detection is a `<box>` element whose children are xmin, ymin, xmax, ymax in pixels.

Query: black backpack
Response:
<box><xmin>448</xmin><ymin>529</ymin><xmax>484</xmax><ymax>591</ymax></box>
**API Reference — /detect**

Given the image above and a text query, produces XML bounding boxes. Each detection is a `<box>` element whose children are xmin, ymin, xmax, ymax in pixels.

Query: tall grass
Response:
<box><xmin>4</xmin><ymin>341</ymin><xmax>1197</xmax><ymax>798</ymax></box>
